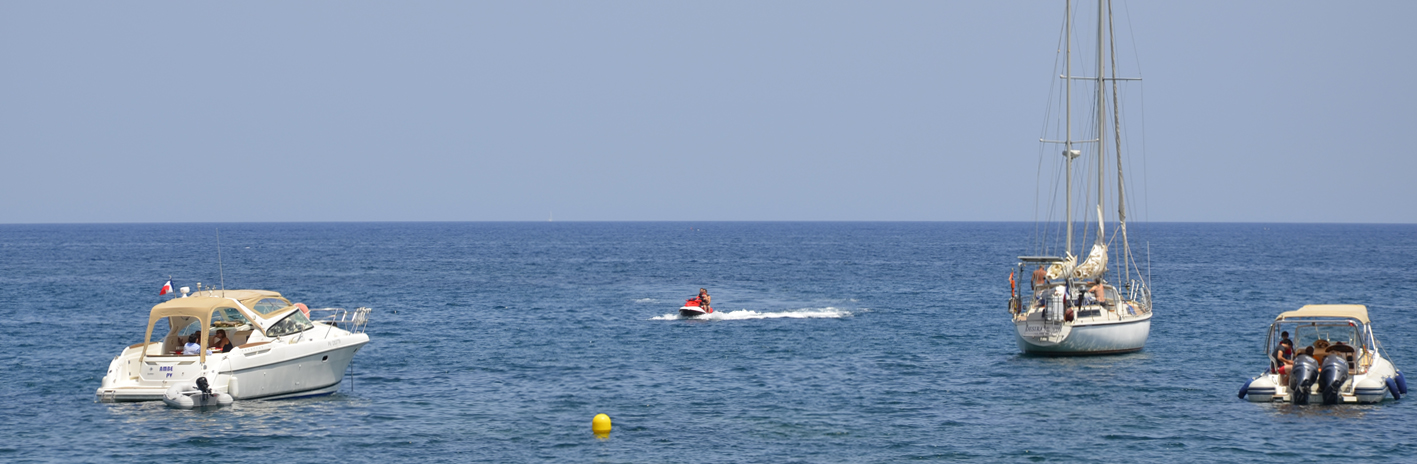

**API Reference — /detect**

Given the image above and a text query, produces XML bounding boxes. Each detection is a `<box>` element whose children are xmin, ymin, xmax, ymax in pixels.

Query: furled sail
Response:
<box><xmin>1046</xmin><ymin>253</ymin><xmax>1076</xmax><ymax>280</ymax></box>
<box><xmin>1071</xmin><ymin>243</ymin><xmax>1108</xmax><ymax>280</ymax></box>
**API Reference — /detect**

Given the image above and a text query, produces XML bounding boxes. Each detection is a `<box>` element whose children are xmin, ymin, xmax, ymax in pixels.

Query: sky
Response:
<box><xmin>1</xmin><ymin>1</ymin><xmax>1413</xmax><ymax>224</ymax></box>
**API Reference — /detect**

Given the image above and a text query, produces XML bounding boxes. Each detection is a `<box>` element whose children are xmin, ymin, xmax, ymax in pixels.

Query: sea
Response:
<box><xmin>2</xmin><ymin>222</ymin><xmax>1415</xmax><ymax>462</ymax></box>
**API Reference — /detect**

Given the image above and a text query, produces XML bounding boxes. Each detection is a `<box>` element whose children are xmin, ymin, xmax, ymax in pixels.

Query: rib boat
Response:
<box><xmin>96</xmin><ymin>288</ymin><xmax>371</xmax><ymax>403</ymax></box>
<box><xmin>1240</xmin><ymin>305</ymin><xmax>1406</xmax><ymax>404</ymax></box>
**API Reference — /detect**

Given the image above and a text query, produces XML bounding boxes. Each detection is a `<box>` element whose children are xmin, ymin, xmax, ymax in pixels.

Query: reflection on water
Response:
<box><xmin>1267</xmin><ymin>402</ymin><xmax>1380</xmax><ymax>420</ymax></box>
<box><xmin>102</xmin><ymin>393</ymin><xmax>372</xmax><ymax>441</ymax></box>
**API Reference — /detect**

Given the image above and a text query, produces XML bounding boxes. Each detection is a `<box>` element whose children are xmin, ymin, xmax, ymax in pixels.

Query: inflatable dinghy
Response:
<box><xmin>162</xmin><ymin>377</ymin><xmax>233</xmax><ymax>409</ymax></box>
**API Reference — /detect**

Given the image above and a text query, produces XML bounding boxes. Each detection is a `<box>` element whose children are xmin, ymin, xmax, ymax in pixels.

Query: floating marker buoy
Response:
<box><xmin>592</xmin><ymin>413</ymin><xmax>612</xmax><ymax>438</ymax></box>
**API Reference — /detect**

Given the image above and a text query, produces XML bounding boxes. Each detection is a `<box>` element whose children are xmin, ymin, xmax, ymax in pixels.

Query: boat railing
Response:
<box><xmin>309</xmin><ymin>307</ymin><xmax>373</xmax><ymax>335</ymax></box>
<box><xmin>1126</xmin><ymin>280</ymin><xmax>1152</xmax><ymax>313</ymax></box>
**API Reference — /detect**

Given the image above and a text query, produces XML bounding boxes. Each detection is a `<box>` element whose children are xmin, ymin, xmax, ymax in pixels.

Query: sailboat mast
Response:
<box><xmin>1064</xmin><ymin>0</ymin><xmax>1073</xmax><ymax>255</ymax></box>
<box><xmin>1095</xmin><ymin>0</ymin><xmax>1106</xmax><ymax>244</ymax></box>
<box><xmin>1106</xmin><ymin>0</ymin><xmax>1131</xmax><ymax>282</ymax></box>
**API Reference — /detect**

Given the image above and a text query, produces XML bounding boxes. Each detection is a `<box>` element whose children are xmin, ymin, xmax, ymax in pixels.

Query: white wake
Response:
<box><xmin>652</xmin><ymin>307</ymin><xmax>853</xmax><ymax>321</ymax></box>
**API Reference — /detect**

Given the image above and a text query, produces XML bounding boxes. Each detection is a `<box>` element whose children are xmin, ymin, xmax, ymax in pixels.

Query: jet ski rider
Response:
<box><xmin>698</xmin><ymin>288</ymin><xmax>711</xmax><ymax>309</ymax></box>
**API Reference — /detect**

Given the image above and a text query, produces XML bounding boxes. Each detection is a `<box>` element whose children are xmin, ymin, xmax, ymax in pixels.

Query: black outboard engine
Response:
<box><xmin>195</xmin><ymin>376</ymin><xmax>212</xmax><ymax>402</ymax></box>
<box><xmin>1289</xmin><ymin>354</ymin><xmax>1319</xmax><ymax>405</ymax></box>
<box><xmin>1320</xmin><ymin>354</ymin><xmax>1350</xmax><ymax>405</ymax></box>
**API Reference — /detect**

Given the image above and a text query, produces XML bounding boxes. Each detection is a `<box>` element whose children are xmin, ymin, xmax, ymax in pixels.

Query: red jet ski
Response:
<box><xmin>679</xmin><ymin>298</ymin><xmax>714</xmax><ymax>317</ymax></box>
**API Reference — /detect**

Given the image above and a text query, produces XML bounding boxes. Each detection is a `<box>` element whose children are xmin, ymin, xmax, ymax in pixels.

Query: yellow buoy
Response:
<box><xmin>592</xmin><ymin>413</ymin><xmax>612</xmax><ymax>438</ymax></box>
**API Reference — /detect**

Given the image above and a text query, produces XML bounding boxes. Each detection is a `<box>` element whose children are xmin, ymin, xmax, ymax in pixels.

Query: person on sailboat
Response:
<box><xmin>1031</xmin><ymin>265</ymin><xmax>1048</xmax><ymax>296</ymax></box>
<box><xmin>1086</xmin><ymin>279</ymin><xmax>1107</xmax><ymax>305</ymax></box>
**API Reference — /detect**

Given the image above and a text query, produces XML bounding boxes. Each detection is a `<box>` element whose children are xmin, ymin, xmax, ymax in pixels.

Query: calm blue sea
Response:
<box><xmin>2</xmin><ymin>222</ymin><xmax>1416</xmax><ymax>462</ymax></box>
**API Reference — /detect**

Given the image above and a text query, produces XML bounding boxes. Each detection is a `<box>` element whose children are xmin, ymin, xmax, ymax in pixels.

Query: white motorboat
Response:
<box><xmin>96</xmin><ymin>288</ymin><xmax>371</xmax><ymax>403</ymax></box>
<box><xmin>1006</xmin><ymin>0</ymin><xmax>1153</xmax><ymax>356</ymax></box>
<box><xmin>1240</xmin><ymin>305</ymin><xmax>1406</xmax><ymax>404</ymax></box>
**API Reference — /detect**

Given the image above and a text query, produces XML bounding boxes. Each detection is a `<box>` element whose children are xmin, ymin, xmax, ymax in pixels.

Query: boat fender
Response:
<box><xmin>1397</xmin><ymin>371</ymin><xmax>1408</xmax><ymax>394</ymax></box>
<box><xmin>1386</xmin><ymin>377</ymin><xmax>1402</xmax><ymax>400</ymax></box>
<box><xmin>1237</xmin><ymin>378</ymin><xmax>1252</xmax><ymax>399</ymax></box>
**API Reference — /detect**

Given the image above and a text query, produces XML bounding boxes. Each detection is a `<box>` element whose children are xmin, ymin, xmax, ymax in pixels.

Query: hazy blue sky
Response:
<box><xmin>2</xmin><ymin>1</ymin><xmax>1413</xmax><ymax>223</ymax></box>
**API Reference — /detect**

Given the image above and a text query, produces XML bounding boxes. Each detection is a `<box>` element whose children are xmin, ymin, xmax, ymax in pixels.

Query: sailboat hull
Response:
<box><xmin>1015</xmin><ymin>314</ymin><xmax>1150</xmax><ymax>355</ymax></box>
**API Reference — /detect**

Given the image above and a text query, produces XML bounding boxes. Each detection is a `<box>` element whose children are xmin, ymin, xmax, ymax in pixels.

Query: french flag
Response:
<box><xmin>159</xmin><ymin>280</ymin><xmax>173</xmax><ymax>296</ymax></box>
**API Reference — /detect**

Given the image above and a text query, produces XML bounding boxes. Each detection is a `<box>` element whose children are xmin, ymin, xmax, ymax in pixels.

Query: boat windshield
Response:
<box><xmin>1272</xmin><ymin>321</ymin><xmax>1363</xmax><ymax>354</ymax></box>
<box><xmin>267</xmin><ymin>310</ymin><xmax>314</xmax><ymax>337</ymax></box>
<box><xmin>250</xmin><ymin>297</ymin><xmax>293</xmax><ymax>315</ymax></box>
<box><xmin>210</xmin><ymin>306</ymin><xmax>251</xmax><ymax>327</ymax></box>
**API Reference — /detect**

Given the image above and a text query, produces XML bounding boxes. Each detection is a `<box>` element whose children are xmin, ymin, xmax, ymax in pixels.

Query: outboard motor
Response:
<box><xmin>1289</xmin><ymin>354</ymin><xmax>1319</xmax><ymax>405</ymax></box>
<box><xmin>195</xmin><ymin>376</ymin><xmax>212</xmax><ymax>403</ymax></box>
<box><xmin>1320</xmin><ymin>355</ymin><xmax>1350</xmax><ymax>405</ymax></box>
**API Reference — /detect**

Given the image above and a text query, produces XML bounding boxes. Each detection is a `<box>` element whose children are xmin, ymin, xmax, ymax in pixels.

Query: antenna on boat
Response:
<box><xmin>216</xmin><ymin>228</ymin><xmax>225</xmax><ymax>296</ymax></box>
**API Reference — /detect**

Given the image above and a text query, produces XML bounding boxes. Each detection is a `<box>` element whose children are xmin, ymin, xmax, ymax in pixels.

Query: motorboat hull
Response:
<box><xmin>679</xmin><ymin>297</ymin><xmax>713</xmax><ymax>318</ymax></box>
<box><xmin>225</xmin><ymin>336</ymin><xmax>368</xmax><ymax>400</ymax></box>
<box><xmin>97</xmin><ymin>325</ymin><xmax>368</xmax><ymax>403</ymax></box>
<box><xmin>1243</xmin><ymin>356</ymin><xmax>1398</xmax><ymax>404</ymax></box>
<box><xmin>678</xmin><ymin>306</ymin><xmax>710</xmax><ymax>318</ymax></box>
<box><xmin>1014</xmin><ymin>312</ymin><xmax>1151</xmax><ymax>355</ymax></box>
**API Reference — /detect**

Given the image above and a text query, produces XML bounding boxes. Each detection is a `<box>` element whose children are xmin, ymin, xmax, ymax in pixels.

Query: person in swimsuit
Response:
<box><xmin>210</xmin><ymin>330</ymin><xmax>233</xmax><ymax>353</ymax></box>
<box><xmin>698</xmin><ymin>288</ymin><xmax>711</xmax><ymax>308</ymax></box>
<box><xmin>1031</xmin><ymin>266</ymin><xmax>1048</xmax><ymax>293</ymax></box>
<box><xmin>1087</xmin><ymin>279</ymin><xmax>1106</xmax><ymax>304</ymax></box>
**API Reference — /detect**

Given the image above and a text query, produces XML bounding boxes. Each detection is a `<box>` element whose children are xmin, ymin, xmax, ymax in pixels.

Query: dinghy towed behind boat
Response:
<box><xmin>96</xmin><ymin>288</ymin><xmax>371</xmax><ymax>406</ymax></box>
<box><xmin>1005</xmin><ymin>0</ymin><xmax>1153</xmax><ymax>355</ymax></box>
<box><xmin>1239</xmin><ymin>305</ymin><xmax>1406</xmax><ymax>405</ymax></box>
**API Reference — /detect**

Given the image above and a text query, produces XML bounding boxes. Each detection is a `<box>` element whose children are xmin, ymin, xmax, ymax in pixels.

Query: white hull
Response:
<box><xmin>1014</xmin><ymin>309</ymin><xmax>1151</xmax><ymax>355</ymax></box>
<box><xmin>97</xmin><ymin>323</ymin><xmax>368</xmax><ymax>402</ymax></box>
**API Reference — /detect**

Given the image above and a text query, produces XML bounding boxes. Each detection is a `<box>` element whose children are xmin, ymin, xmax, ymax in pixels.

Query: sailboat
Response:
<box><xmin>1007</xmin><ymin>0</ymin><xmax>1152</xmax><ymax>355</ymax></box>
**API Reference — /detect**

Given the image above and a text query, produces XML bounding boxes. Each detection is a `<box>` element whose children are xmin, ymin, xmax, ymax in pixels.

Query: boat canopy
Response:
<box><xmin>188</xmin><ymin>289</ymin><xmax>287</xmax><ymax>311</ymax></box>
<box><xmin>140</xmin><ymin>290</ymin><xmax>294</xmax><ymax>363</ymax></box>
<box><xmin>1274</xmin><ymin>304</ymin><xmax>1369</xmax><ymax>324</ymax></box>
<box><xmin>142</xmin><ymin>296</ymin><xmax>230</xmax><ymax>363</ymax></box>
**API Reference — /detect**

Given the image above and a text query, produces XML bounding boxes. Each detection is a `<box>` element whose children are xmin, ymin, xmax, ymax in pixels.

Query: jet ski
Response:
<box><xmin>679</xmin><ymin>298</ymin><xmax>713</xmax><ymax>317</ymax></box>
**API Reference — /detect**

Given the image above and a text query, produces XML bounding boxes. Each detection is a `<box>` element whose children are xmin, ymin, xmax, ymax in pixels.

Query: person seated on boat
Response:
<box><xmin>209</xmin><ymin>330</ymin><xmax>233</xmax><ymax>353</ymax></box>
<box><xmin>1271</xmin><ymin>339</ymin><xmax>1295</xmax><ymax>385</ymax></box>
<box><xmin>1085</xmin><ymin>279</ymin><xmax>1106</xmax><ymax>305</ymax></box>
<box><xmin>697</xmin><ymin>288</ymin><xmax>711</xmax><ymax>308</ymax></box>
<box><xmin>182</xmin><ymin>332</ymin><xmax>203</xmax><ymax>355</ymax></box>
<box><xmin>1031</xmin><ymin>265</ymin><xmax>1048</xmax><ymax>295</ymax></box>
<box><xmin>1272</xmin><ymin>339</ymin><xmax>1294</xmax><ymax>373</ymax></box>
